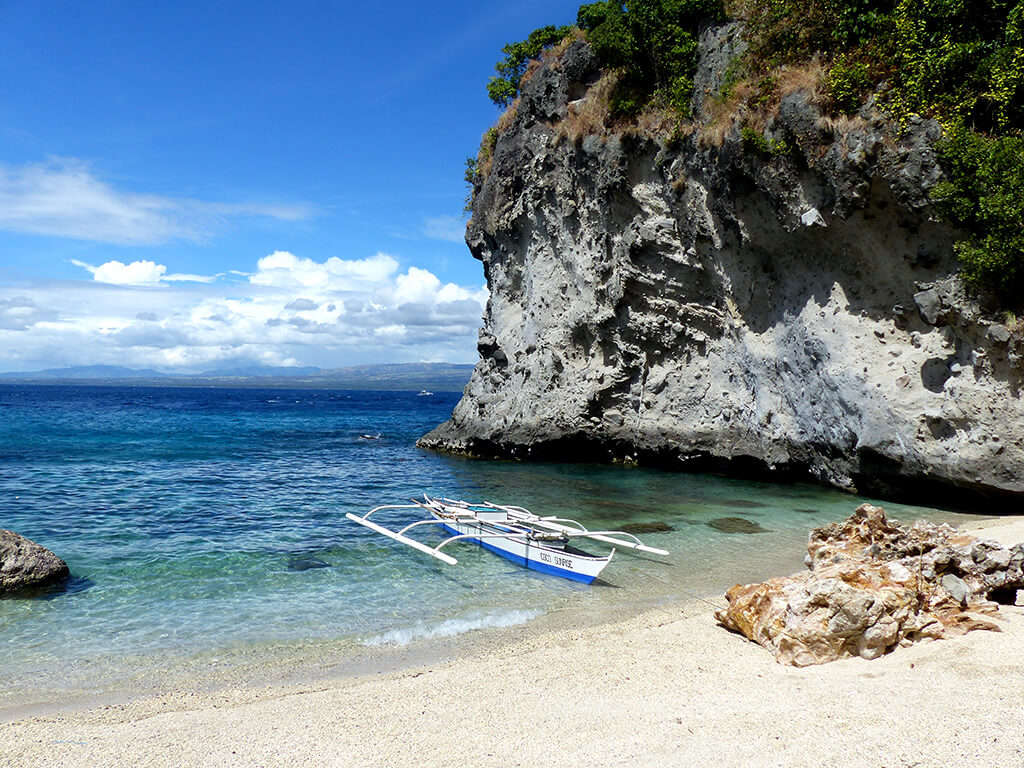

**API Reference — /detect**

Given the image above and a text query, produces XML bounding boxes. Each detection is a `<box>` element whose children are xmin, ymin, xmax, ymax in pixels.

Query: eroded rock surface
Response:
<box><xmin>715</xmin><ymin>504</ymin><xmax>1024</xmax><ymax>666</ymax></box>
<box><xmin>419</xmin><ymin>29</ymin><xmax>1024</xmax><ymax>506</ymax></box>
<box><xmin>0</xmin><ymin>529</ymin><xmax>70</xmax><ymax>596</ymax></box>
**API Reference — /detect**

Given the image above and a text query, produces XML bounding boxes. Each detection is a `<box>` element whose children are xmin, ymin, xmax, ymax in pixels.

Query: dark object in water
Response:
<box><xmin>619</xmin><ymin>521</ymin><xmax>674</xmax><ymax>534</ymax></box>
<box><xmin>717</xmin><ymin>498</ymin><xmax>768</xmax><ymax>509</ymax></box>
<box><xmin>33</xmin><ymin>575</ymin><xmax>94</xmax><ymax>601</ymax></box>
<box><xmin>794</xmin><ymin>508</ymin><xmax>820</xmax><ymax>515</ymax></box>
<box><xmin>707</xmin><ymin>517</ymin><xmax>769</xmax><ymax>534</ymax></box>
<box><xmin>287</xmin><ymin>556</ymin><xmax>332</xmax><ymax>571</ymax></box>
<box><xmin>0</xmin><ymin>529</ymin><xmax>71</xmax><ymax>596</ymax></box>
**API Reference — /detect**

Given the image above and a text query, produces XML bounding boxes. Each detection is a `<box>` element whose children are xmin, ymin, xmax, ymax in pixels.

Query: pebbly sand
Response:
<box><xmin>2</xmin><ymin>517</ymin><xmax>1023</xmax><ymax>768</ymax></box>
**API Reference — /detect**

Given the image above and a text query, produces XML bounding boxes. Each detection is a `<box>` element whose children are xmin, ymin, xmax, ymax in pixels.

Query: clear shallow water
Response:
<box><xmin>0</xmin><ymin>384</ymin><xmax>977</xmax><ymax>708</ymax></box>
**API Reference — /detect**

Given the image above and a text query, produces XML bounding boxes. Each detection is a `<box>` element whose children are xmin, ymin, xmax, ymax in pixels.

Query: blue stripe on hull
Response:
<box><xmin>440</xmin><ymin>523</ymin><xmax>597</xmax><ymax>584</ymax></box>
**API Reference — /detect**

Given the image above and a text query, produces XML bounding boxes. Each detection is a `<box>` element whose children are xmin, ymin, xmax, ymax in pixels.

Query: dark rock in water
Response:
<box><xmin>717</xmin><ymin>499</ymin><xmax>768</xmax><ymax>509</ymax></box>
<box><xmin>794</xmin><ymin>508</ymin><xmax>820</xmax><ymax>515</ymax></box>
<box><xmin>707</xmin><ymin>517</ymin><xmax>769</xmax><ymax>534</ymax></box>
<box><xmin>584</xmin><ymin>497</ymin><xmax>670</xmax><ymax>515</ymax></box>
<box><xmin>619</xmin><ymin>521</ymin><xmax>674</xmax><ymax>534</ymax></box>
<box><xmin>1</xmin><ymin>530</ymin><xmax>70</xmax><ymax>596</ymax></box>
<box><xmin>287</xmin><ymin>555</ymin><xmax>331</xmax><ymax>572</ymax></box>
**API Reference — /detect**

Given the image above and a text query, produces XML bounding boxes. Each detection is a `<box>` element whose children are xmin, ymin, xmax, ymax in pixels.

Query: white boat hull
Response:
<box><xmin>434</xmin><ymin>514</ymin><xmax>611</xmax><ymax>584</ymax></box>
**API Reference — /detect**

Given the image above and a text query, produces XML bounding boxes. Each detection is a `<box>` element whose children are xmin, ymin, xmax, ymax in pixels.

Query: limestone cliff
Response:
<box><xmin>419</xmin><ymin>27</ymin><xmax>1024</xmax><ymax>507</ymax></box>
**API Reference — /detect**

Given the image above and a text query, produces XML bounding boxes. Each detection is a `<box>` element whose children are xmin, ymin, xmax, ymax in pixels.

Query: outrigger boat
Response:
<box><xmin>345</xmin><ymin>495</ymin><xmax>669</xmax><ymax>584</ymax></box>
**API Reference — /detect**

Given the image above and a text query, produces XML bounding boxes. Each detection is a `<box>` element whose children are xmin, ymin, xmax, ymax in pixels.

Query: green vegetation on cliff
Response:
<box><xmin>485</xmin><ymin>1</ymin><xmax>725</xmax><ymax>115</ymax></box>
<box><xmin>575</xmin><ymin>0</ymin><xmax>726</xmax><ymax>116</ymax></box>
<box><xmin>476</xmin><ymin>1</ymin><xmax>1024</xmax><ymax>302</ymax></box>
<box><xmin>487</xmin><ymin>25</ymin><xmax>574</xmax><ymax>107</ymax></box>
<box><xmin>735</xmin><ymin>0</ymin><xmax>1024</xmax><ymax>299</ymax></box>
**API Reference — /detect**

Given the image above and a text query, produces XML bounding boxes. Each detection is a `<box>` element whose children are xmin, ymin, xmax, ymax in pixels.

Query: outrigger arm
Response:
<box><xmin>482</xmin><ymin>500</ymin><xmax>670</xmax><ymax>556</ymax></box>
<box><xmin>345</xmin><ymin>512</ymin><xmax>458</xmax><ymax>565</ymax></box>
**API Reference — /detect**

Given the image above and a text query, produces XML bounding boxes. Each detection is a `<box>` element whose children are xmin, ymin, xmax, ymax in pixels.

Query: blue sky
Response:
<box><xmin>0</xmin><ymin>0</ymin><xmax>581</xmax><ymax>372</ymax></box>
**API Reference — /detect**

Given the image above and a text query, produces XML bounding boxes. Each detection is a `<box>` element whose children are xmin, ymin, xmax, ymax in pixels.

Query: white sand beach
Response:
<box><xmin>3</xmin><ymin>517</ymin><xmax>1023</xmax><ymax>768</ymax></box>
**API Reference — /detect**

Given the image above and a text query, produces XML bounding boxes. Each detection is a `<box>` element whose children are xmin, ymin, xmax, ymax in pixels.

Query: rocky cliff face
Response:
<box><xmin>420</xmin><ymin>26</ymin><xmax>1024</xmax><ymax>507</ymax></box>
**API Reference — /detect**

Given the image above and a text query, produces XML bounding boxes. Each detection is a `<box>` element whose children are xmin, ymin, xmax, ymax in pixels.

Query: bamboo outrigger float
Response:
<box><xmin>345</xmin><ymin>495</ymin><xmax>669</xmax><ymax>584</ymax></box>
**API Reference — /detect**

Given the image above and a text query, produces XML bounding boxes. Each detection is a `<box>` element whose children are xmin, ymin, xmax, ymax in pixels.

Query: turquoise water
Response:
<box><xmin>0</xmin><ymin>384</ymin><xmax>975</xmax><ymax>708</ymax></box>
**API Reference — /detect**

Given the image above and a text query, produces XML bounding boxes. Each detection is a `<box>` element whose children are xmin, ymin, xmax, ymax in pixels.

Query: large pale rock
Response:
<box><xmin>419</xmin><ymin>28</ymin><xmax>1024</xmax><ymax>509</ymax></box>
<box><xmin>0</xmin><ymin>530</ymin><xmax>70</xmax><ymax>595</ymax></box>
<box><xmin>715</xmin><ymin>505</ymin><xmax>1022</xmax><ymax>666</ymax></box>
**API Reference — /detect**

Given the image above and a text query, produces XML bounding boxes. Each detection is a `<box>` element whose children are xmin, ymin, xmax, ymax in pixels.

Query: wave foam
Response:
<box><xmin>362</xmin><ymin>609</ymin><xmax>541</xmax><ymax>647</ymax></box>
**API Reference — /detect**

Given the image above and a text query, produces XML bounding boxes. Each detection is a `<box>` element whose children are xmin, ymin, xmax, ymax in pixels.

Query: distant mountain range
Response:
<box><xmin>0</xmin><ymin>362</ymin><xmax>476</xmax><ymax>392</ymax></box>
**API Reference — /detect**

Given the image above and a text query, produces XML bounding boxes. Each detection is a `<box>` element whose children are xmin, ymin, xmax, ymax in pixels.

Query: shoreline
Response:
<box><xmin>3</xmin><ymin>516</ymin><xmax>1023</xmax><ymax>767</ymax></box>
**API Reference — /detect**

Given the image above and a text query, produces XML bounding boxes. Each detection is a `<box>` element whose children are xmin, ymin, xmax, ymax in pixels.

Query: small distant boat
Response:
<box><xmin>417</xmin><ymin>390</ymin><xmax>433</xmax><ymax>396</ymax></box>
<box><xmin>358</xmin><ymin>433</ymin><xmax>382</xmax><ymax>440</ymax></box>
<box><xmin>345</xmin><ymin>495</ymin><xmax>669</xmax><ymax>584</ymax></box>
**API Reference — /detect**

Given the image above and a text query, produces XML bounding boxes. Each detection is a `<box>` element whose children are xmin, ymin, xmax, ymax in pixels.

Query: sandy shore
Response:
<box><xmin>3</xmin><ymin>517</ymin><xmax>1022</xmax><ymax>768</ymax></box>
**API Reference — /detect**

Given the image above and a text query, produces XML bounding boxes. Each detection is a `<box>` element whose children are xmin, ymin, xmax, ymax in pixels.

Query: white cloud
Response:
<box><xmin>250</xmin><ymin>251</ymin><xmax>399</xmax><ymax>291</ymax></box>
<box><xmin>285</xmin><ymin>298</ymin><xmax>319</xmax><ymax>311</ymax></box>
<box><xmin>423</xmin><ymin>215</ymin><xmax>466</xmax><ymax>243</ymax></box>
<box><xmin>72</xmin><ymin>259</ymin><xmax>166</xmax><ymax>285</ymax></box>
<box><xmin>0</xmin><ymin>159</ymin><xmax>315</xmax><ymax>245</ymax></box>
<box><xmin>163</xmin><ymin>272</ymin><xmax>218</xmax><ymax>284</ymax></box>
<box><xmin>0</xmin><ymin>297</ymin><xmax>57</xmax><ymax>330</ymax></box>
<box><xmin>71</xmin><ymin>258</ymin><xmax>218</xmax><ymax>286</ymax></box>
<box><xmin>0</xmin><ymin>250</ymin><xmax>487</xmax><ymax>372</ymax></box>
<box><xmin>394</xmin><ymin>266</ymin><xmax>442</xmax><ymax>305</ymax></box>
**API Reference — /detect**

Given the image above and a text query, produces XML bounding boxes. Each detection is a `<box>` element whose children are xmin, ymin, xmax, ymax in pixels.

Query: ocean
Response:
<box><xmin>0</xmin><ymin>384</ymin><xmax>976</xmax><ymax>712</ymax></box>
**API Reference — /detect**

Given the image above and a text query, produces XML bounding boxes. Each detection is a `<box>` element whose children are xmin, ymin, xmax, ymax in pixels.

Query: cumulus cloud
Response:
<box><xmin>162</xmin><ymin>272</ymin><xmax>218</xmax><ymax>284</ymax></box>
<box><xmin>0</xmin><ymin>297</ymin><xmax>57</xmax><ymax>330</ymax></box>
<box><xmin>284</xmin><ymin>298</ymin><xmax>319</xmax><ymax>311</ymax></box>
<box><xmin>72</xmin><ymin>259</ymin><xmax>166</xmax><ymax>285</ymax></box>
<box><xmin>250</xmin><ymin>251</ymin><xmax>399</xmax><ymax>291</ymax></box>
<box><xmin>0</xmin><ymin>250</ymin><xmax>487</xmax><ymax>372</ymax></box>
<box><xmin>71</xmin><ymin>258</ymin><xmax>220</xmax><ymax>286</ymax></box>
<box><xmin>0</xmin><ymin>159</ymin><xmax>315</xmax><ymax>245</ymax></box>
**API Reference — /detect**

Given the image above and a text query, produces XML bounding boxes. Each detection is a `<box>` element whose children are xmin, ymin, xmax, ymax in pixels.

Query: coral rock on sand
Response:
<box><xmin>0</xmin><ymin>529</ymin><xmax>70</xmax><ymax>596</ymax></box>
<box><xmin>715</xmin><ymin>504</ymin><xmax>1024</xmax><ymax>666</ymax></box>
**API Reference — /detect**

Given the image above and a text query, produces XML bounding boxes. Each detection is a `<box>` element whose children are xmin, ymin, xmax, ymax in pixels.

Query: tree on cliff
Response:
<box><xmin>486</xmin><ymin>1</ymin><xmax>726</xmax><ymax>115</ymax></box>
<box><xmin>733</xmin><ymin>0</ymin><xmax>1024</xmax><ymax>298</ymax></box>
<box><xmin>577</xmin><ymin>0</ymin><xmax>726</xmax><ymax>115</ymax></box>
<box><xmin>478</xmin><ymin>0</ymin><xmax>1024</xmax><ymax>300</ymax></box>
<box><xmin>487</xmin><ymin>24</ymin><xmax>574</xmax><ymax>107</ymax></box>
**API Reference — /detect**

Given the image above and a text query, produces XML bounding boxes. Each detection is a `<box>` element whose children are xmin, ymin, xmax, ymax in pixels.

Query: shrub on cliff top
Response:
<box><xmin>486</xmin><ymin>2</ymin><xmax>726</xmax><ymax>114</ymax></box>
<box><xmin>487</xmin><ymin>25</ymin><xmax>574</xmax><ymax>107</ymax></box>
<box><xmin>931</xmin><ymin>125</ymin><xmax>1024</xmax><ymax>295</ymax></box>
<box><xmin>578</xmin><ymin>0</ymin><xmax>727</xmax><ymax>116</ymax></box>
<box><xmin>476</xmin><ymin>1</ymin><xmax>1024</xmax><ymax>299</ymax></box>
<box><xmin>731</xmin><ymin>0</ymin><xmax>1024</xmax><ymax>300</ymax></box>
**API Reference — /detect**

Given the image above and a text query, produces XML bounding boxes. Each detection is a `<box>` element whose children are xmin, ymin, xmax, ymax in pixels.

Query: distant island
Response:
<box><xmin>0</xmin><ymin>362</ymin><xmax>474</xmax><ymax>392</ymax></box>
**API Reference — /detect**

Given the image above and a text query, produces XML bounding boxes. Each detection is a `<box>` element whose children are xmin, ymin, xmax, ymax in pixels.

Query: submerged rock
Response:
<box><xmin>619</xmin><ymin>521</ymin><xmax>674</xmax><ymax>534</ymax></box>
<box><xmin>287</xmin><ymin>555</ymin><xmax>332</xmax><ymax>572</ymax></box>
<box><xmin>707</xmin><ymin>517</ymin><xmax>769</xmax><ymax>534</ymax></box>
<box><xmin>716</xmin><ymin>504</ymin><xmax>1024</xmax><ymax>666</ymax></box>
<box><xmin>0</xmin><ymin>530</ymin><xmax>70</xmax><ymax>596</ymax></box>
<box><xmin>716</xmin><ymin>499</ymin><xmax>768</xmax><ymax>509</ymax></box>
